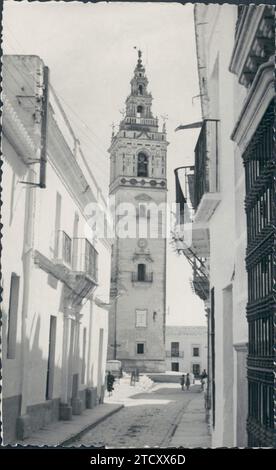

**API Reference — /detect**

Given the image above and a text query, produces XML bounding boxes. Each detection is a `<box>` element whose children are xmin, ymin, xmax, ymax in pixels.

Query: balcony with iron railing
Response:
<box><xmin>53</xmin><ymin>230</ymin><xmax>72</xmax><ymax>269</ymax></box>
<box><xmin>53</xmin><ymin>234</ymin><xmax>98</xmax><ymax>300</ymax></box>
<box><xmin>192</xmin><ymin>263</ymin><xmax>210</xmax><ymax>301</ymax></box>
<box><xmin>72</xmin><ymin>238</ymin><xmax>98</xmax><ymax>284</ymax></box>
<box><xmin>62</xmin><ymin>237</ymin><xmax>99</xmax><ymax>305</ymax></box>
<box><xmin>35</xmin><ymin>232</ymin><xmax>98</xmax><ymax>304</ymax></box>
<box><xmin>131</xmin><ymin>271</ymin><xmax>153</xmax><ymax>283</ymax></box>
<box><xmin>173</xmin><ymin>120</ymin><xmax>220</xmax><ymax>259</ymax></box>
<box><xmin>193</xmin><ymin>120</ymin><xmax>220</xmax><ymax>222</ymax></box>
<box><xmin>173</xmin><ymin>166</ymin><xmax>210</xmax><ymax>259</ymax></box>
<box><xmin>166</xmin><ymin>350</ymin><xmax>184</xmax><ymax>358</ymax></box>
<box><xmin>120</xmin><ymin>115</ymin><xmax>159</xmax><ymax>130</ymax></box>
<box><xmin>230</xmin><ymin>5</ymin><xmax>275</xmax><ymax>88</ymax></box>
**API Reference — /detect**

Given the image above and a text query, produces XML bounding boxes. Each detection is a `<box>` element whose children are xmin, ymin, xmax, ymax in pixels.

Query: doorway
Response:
<box><xmin>97</xmin><ymin>329</ymin><xmax>104</xmax><ymax>399</ymax></box>
<box><xmin>222</xmin><ymin>284</ymin><xmax>234</xmax><ymax>446</ymax></box>
<box><xmin>192</xmin><ymin>363</ymin><xmax>201</xmax><ymax>378</ymax></box>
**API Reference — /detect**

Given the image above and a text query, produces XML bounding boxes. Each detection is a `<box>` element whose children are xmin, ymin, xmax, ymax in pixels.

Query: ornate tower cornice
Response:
<box><xmin>109</xmin><ymin>51</ymin><xmax>168</xmax><ymax>192</ymax></box>
<box><xmin>119</xmin><ymin>50</ymin><xmax>158</xmax><ymax>133</ymax></box>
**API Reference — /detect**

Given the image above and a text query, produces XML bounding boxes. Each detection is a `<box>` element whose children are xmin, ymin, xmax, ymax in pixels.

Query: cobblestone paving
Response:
<box><xmin>75</xmin><ymin>383</ymin><xmax>207</xmax><ymax>448</ymax></box>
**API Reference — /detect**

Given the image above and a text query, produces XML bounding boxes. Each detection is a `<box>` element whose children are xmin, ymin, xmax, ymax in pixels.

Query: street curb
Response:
<box><xmin>60</xmin><ymin>404</ymin><xmax>124</xmax><ymax>446</ymax></box>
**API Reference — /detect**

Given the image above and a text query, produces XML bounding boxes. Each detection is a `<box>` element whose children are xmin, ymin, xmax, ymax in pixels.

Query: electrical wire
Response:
<box><xmin>3</xmin><ymin>36</ymin><xmax>110</xmax><ymax>179</ymax></box>
<box><xmin>4</xmin><ymin>26</ymin><xmax>110</xmax><ymax>158</ymax></box>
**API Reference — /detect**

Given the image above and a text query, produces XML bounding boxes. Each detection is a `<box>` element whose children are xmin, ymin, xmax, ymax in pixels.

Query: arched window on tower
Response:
<box><xmin>137</xmin><ymin>263</ymin><xmax>146</xmax><ymax>281</ymax></box>
<box><xmin>137</xmin><ymin>105</ymin><xmax>143</xmax><ymax>119</ymax></box>
<box><xmin>137</xmin><ymin>153</ymin><xmax>148</xmax><ymax>177</ymax></box>
<box><xmin>138</xmin><ymin>85</ymin><xmax>143</xmax><ymax>95</ymax></box>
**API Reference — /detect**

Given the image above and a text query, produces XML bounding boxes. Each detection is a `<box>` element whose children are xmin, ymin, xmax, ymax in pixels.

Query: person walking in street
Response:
<box><xmin>200</xmin><ymin>369</ymin><xmax>207</xmax><ymax>392</ymax></box>
<box><xmin>107</xmin><ymin>371</ymin><xmax>115</xmax><ymax>397</ymax></box>
<box><xmin>130</xmin><ymin>370</ymin><xmax>136</xmax><ymax>386</ymax></box>
<box><xmin>185</xmin><ymin>373</ymin><xmax>190</xmax><ymax>391</ymax></box>
<box><xmin>180</xmin><ymin>374</ymin><xmax>185</xmax><ymax>391</ymax></box>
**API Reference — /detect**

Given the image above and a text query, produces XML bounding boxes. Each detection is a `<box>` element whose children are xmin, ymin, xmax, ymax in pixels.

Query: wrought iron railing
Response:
<box><xmin>54</xmin><ymin>230</ymin><xmax>72</xmax><ymax>265</ymax></box>
<box><xmin>131</xmin><ymin>272</ymin><xmax>153</xmax><ymax>282</ymax></box>
<box><xmin>72</xmin><ymin>238</ymin><xmax>98</xmax><ymax>283</ymax></box>
<box><xmin>166</xmin><ymin>350</ymin><xmax>184</xmax><ymax>358</ymax></box>
<box><xmin>192</xmin><ymin>259</ymin><xmax>210</xmax><ymax>301</ymax></box>
<box><xmin>244</xmin><ymin>101</ymin><xmax>274</xmax><ymax>447</ymax></box>
<box><xmin>194</xmin><ymin>120</ymin><xmax>219</xmax><ymax>211</ymax></box>
<box><xmin>85</xmin><ymin>239</ymin><xmax>98</xmax><ymax>281</ymax></box>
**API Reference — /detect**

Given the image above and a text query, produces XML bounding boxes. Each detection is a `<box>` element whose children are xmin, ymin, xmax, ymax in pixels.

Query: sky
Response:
<box><xmin>3</xmin><ymin>0</ymin><xmax>206</xmax><ymax>326</ymax></box>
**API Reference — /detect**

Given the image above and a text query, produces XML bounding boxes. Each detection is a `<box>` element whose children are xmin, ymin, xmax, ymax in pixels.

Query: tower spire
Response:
<box><xmin>134</xmin><ymin>46</ymin><xmax>143</xmax><ymax>69</ymax></box>
<box><xmin>137</xmin><ymin>49</ymin><xmax>142</xmax><ymax>67</ymax></box>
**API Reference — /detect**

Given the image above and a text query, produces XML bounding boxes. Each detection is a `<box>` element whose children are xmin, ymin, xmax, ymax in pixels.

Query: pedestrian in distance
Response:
<box><xmin>130</xmin><ymin>370</ymin><xmax>136</xmax><ymax>386</ymax></box>
<box><xmin>200</xmin><ymin>369</ymin><xmax>207</xmax><ymax>392</ymax></box>
<box><xmin>185</xmin><ymin>373</ymin><xmax>190</xmax><ymax>391</ymax></box>
<box><xmin>107</xmin><ymin>371</ymin><xmax>115</xmax><ymax>397</ymax></box>
<box><xmin>180</xmin><ymin>374</ymin><xmax>185</xmax><ymax>391</ymax></box>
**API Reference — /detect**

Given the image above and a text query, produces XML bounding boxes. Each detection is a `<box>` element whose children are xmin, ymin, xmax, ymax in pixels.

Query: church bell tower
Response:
<box><xmin>108</xmin><ymin>51</ymin><xmax>168</xmax><ymax>373</ymax></box>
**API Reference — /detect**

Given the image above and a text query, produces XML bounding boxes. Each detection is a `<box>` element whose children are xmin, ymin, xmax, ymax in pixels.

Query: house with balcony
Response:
<box><xmin>229</xmin><ymin>4</ymin><xmax>275</xmax><ymax>447</ymax></box>
<box><xmin>165</xmin><ymin>326</ymin><xmax>207</xmax><ymax>377</ymax></box>
<box><xmin>174</xmin><ymin>4</ymin><xmax>274</xmax><ymax>447</ymax></box>
<box><xmin>2</xmin><ymin>55</ymin><xmax>112</xmax><ymax>443</ymax></box>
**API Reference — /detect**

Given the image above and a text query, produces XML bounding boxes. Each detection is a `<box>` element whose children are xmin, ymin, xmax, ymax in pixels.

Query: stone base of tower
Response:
<box><xmin>120</xmin><ymin>359</ymin><xmax>166</xmax><ymax>374</ymax></box>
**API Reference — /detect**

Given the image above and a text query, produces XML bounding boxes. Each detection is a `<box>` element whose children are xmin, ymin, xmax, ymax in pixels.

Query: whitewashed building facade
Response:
<box><xmin>2</xmin><ymin>55</ymin><xmax>112</xmax><ymax>443</ymax></box>
<box><xmin>175</xmin><ymin>4</ymin><xmax>274</xmax><ymax>447</ymax></box>
<box><xmin>165</xmin><ymin>326</ymin><xmax>207</xmax><ymax>377</ymax></box>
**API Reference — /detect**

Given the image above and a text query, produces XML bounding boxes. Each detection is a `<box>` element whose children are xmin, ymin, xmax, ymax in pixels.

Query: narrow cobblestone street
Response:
<box><xmin>73</xmin><ymin>379</ymin><xmax>210</xmax><ymax>448</ymax></box>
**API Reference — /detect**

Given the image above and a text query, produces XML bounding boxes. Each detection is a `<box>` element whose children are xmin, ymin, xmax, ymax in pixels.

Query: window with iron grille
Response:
<box><xmin>243</xmin><ymin>100</ymin><xmax>274</xmax><ymax>446</ymax></box>
<box><xmin>137</xmin><ymin>343</ymin><xmax>145</xmax><ymax>354</ymax></box>
<box><xmin>171</xmin><ymin>342</ymin><xmax>179</xmax><ymax>357</ymax></box>
<box><xmin>137</xmin><ymin>263</ymin><xmax>146</xmax><ymax>281</ymax></box>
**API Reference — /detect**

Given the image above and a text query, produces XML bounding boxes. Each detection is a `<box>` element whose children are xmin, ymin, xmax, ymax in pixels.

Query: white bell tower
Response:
<box><xmin>108</xmin><ymin>51</ymin><xmax>168</xmax><ymax>373</ymax></box>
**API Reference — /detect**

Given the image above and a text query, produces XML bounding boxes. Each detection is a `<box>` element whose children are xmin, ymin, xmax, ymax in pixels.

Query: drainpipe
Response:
<box><xmin>60</xmin><ymin>305</ymin><xmax>74</xmax><ymax>420</ymax></box>
<box><xmin>38</xmin><ymin>66</ymin><xmax>49</xmax><ymax>189</ymax></box>
<box><xmin>205</xmin><ymin>304</ymin><xmax>211</xmax><ymax>425</ymax></box>
<box><xmin>17</xmin><ymin>62</ymin><xmax>49</xmax><ymax>439</ymax></box>
<box><xmin>86</xmin><ymin>297</ymin><xmax>94</xmax><ymax>388</ymax></box>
